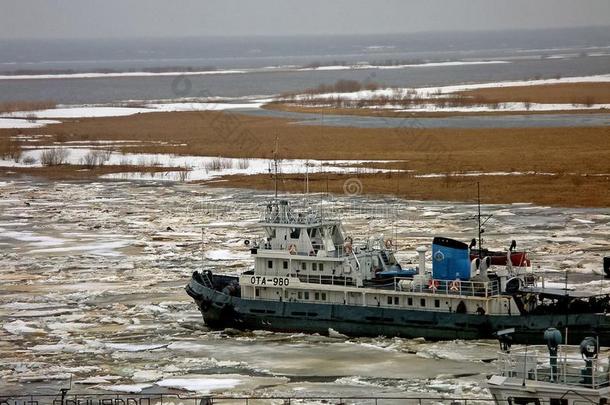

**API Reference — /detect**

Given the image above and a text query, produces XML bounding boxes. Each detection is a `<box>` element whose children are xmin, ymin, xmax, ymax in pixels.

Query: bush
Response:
<box><xmin>22</xmin><ymin>156</ymin><xmax>37</xmax><ymax>165</ymax></box>
<box><xmin>40</xmin><ymin>148</ymin><xmax>70</xmax><ymax>166</ymax></box>
<box><xmin>0</xmin><ymin>138</ymin><xmax>22</xmax><ymax>161</ymax></box>
<box><xmin>237</xmin><ymin>158</ymin><xmax>250</xmax><ymax>170</ymax></box>
<box><xmin>333</xmin><ymin>79</ymin><xmax>362</xmax><ymax>93</ymax></box>
<box><xmin>178</xmin><ymin>165</ymin><xmax>191</xmax><ymax>182</ymax></box>
<box><xmin>205</xmin><ymin>157</ymin><xmax>232</xmax><ymax>171</ymax></box>
<box><xmin>81</xmin><ymin>149</ymin><xmax>112</xmax><ymax>168</ymax></box>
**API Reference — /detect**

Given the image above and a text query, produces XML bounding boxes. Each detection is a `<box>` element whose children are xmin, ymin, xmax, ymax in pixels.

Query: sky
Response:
<box><xmin>2</xmin><ymin>0</ymin><xmax>610</xmax><ymax>40</ymax></box>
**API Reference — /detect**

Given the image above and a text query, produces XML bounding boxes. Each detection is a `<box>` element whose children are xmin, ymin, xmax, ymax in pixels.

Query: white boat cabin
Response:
<box><xmin>241</xmin><ymin>200</ymin><xmax>532</xmax><ymax>317</ymax></box>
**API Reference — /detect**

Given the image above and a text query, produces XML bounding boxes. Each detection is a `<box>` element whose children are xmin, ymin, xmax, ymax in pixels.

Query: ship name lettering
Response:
<box><xmin>250</xmin><ymin>276</ymin><xmax>289</xmax><ymax>286</ymax></box>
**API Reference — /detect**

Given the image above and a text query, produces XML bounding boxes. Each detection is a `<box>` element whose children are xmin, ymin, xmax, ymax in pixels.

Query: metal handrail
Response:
<box><xmin>498</xmin><ymin>347</ymin><xmax>610</xmax><ymax>389</ymax></box>
<box><xmin>0</xmin><ymin>392</ymin><xmax>515</xmax><ymax>405</ymax></box>
<box><xmin>394</xmin><ymin>277</ymin><xmax>500</xmax><ymax>298</ymax></box>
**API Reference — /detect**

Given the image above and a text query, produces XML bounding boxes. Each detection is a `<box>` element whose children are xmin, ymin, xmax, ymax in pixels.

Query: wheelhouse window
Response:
<box><xmin>319</xmin><ymin>263</ymin><xmax>324</xmax><ymax>271</ymax></box>
<box><xmin>407</xmin><ymin>297</ymin><xmax>413</xmax><ymax>306</ymax></box>
<box><xmin>304</xmin><ymin>291</ymin><xmax>309</xmax><ymax>300</ymax></box>
<box><xmin>314</xmin><ymin>292</ymin><xmax>320</xmax><ymax>300</ymax></box>
<box><xmin>420</xmin><ymin>298</ymin><xmax>426</xmax><ymax>307</ymax></box>
<box><xmin>301</xmin><ymin>262</ymin><xmax>306</xmax><ymax>270</ymax></box>
<box><xmin>267</xmin><ymin>260</ymin><xmax>273</xmax><ymax>269</ymax></box>
<box><xmin>394</xmin><ymin>297</ymin><xmax>399</xmax><ymax>305</ymax></box>
<box><xmin>387</xmin><ymin>296</ymin><xmax>393</xmax><ymax>305</ymax></box>
<box><xmin>321</xmin><ymin>292</ymin><xmax>327</xmax><ymax>301</ymax></box>
<box><xmin>312</xmin><ymin>263</ymin><xmax>318</xmax><ymax>271</ymax></box>
<box><xmin>434</xmin><ymin>299</ymin><xmax>440</xmax><ymax>308</ymax></box>
<box><xmin>283</xmin><ymin>261</ymin><xmax>288</xmax><ymax>270</ymax></box>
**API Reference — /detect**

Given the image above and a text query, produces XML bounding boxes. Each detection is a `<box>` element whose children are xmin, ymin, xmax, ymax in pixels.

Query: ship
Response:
<box><xmin>488</xmin><ymin>328</ymin><xmax>610</xmax><ymax>404</ymax></box>
<box><xmin>186</xmin><ymin>199</ymin><xmax>610</xmax><ymax>345</ymax></box>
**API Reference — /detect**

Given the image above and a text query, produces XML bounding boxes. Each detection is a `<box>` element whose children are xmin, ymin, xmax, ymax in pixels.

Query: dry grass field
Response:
<box><xmin>457</xmin><ymin>82</ymin><xmax>610</xmax><ymax>104</ymax></box>
<box><xmin>217</xmin><ymin>172</ymin><xmax>610</xmax><ymax>207</ymax></box>
<box><xmin>264</xmin><ymin>101</ymin><xmax>608</xmax><ymax>118</ymax></box>
<box><xmin>1</xmin><ymin>96</ymin><xmax>609</xmax><ymax>206</ymax></box>
<box><xmin>270</xmin><ymin>82</ymin><xmax>610</xmax><ymax>118</ymax></box>
<box><xmin>6</xmin><ymin>111</ymin><xmax>606</xmax><ymax>173</ymax></box>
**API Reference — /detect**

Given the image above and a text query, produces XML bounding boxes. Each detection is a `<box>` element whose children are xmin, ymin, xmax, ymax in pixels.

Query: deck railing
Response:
<box><xmin>394</xmin><ymin>277</ymin><xmax>501</xmax><ymax>298</ymax></box>
<box><xmin>260</xmin><ymin>210</ymin><xmax>334</xmax><ymax>225</ymax></box>
<box><xmin>497</xmin><ymin>346</ymin><xmax>610</xmax><ymax>389</ymax></box>
<box><xmin>0</xmin><ymin>393</ymin><xmax>514</xmax><ymax>405</ymax></box>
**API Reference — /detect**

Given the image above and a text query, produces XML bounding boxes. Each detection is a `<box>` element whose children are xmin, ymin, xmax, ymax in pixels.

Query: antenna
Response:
<box><xmin>273</xmin><ymin>135</ymin><xmax>279</xmax><ymax>200</ymax></box>
<box><xmin>304</xmin><ymin>160</ymin><xmax>310</xmax><ymax>195</ymax></box>
<box><xmin>476</xmin><ymin>182</ymin><xmax>493</xmax><ymax>258</ymax></box>
<box><xmin>565</xmin><ymin>270</ymin><xmax>569</xmax><ymax>344</ymax></box>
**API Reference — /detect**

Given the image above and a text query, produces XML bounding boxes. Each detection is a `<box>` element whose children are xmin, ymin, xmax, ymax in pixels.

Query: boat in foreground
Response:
<box><xmin>186</xmin><ymin>199</ymin><xmax>610</xmax><ymax>345</ymax></box>
<box><xmin>488</xmin><ymin>330</ymin><xmax>610</xmax><ymax>404</ymax></box>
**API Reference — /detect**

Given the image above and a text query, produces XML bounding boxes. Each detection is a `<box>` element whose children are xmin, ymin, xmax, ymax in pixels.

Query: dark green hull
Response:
<box><xmin>186</xmin><ymin>275</ymin><xmax>610</xmax><ymax>345</ymax></box>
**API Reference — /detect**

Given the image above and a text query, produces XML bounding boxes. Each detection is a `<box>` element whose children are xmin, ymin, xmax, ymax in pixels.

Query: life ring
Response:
<box><xmin>450</xmin><ymin>280</ymin><xmax>460</xmax><ymax>291</ymax></box>
<box><xmin>385</xmin><ymin>239</ymin><xmax>393</xmax><ymax>249</ymax></box>
<box><xmin>428</xmin><ymin>279</ymin><xmax>440</xmax><ymax>291</ymax></box>
<box><xmin>344</xmin><ymin>242</ymin><xmax>353</xmax><ymax>254</ymax></box>
<box><xmin>288</xmin><ymin>244</ymin><xmax>297</xmax><ymax>255</ymax></box>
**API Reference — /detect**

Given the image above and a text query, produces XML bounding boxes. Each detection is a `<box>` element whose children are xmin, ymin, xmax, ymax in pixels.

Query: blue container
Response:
<box><xmin>432</xmin><ymin>237</ymin><xmax>470</xmax><ymax>281</ymax></box>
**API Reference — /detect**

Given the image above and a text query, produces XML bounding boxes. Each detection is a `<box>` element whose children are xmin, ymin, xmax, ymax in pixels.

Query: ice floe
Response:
<box><xmin>155</xmin><ymin>375</ymin><xmax>241</xmax><ymax>392</ymax></box>
<box><xmin>205</xmin><ymin>249</ymin><xmax>251</xmax><ymax>261</ymax></box>
<box><xmin>3</xmin><ymin>320</ymin><xmax>46</xmax><ymax>335</ymax></box>
<box><xmin>102</xmin><ymin>383</ymin><xmax>153</xmax><ymax>393</ymax></box>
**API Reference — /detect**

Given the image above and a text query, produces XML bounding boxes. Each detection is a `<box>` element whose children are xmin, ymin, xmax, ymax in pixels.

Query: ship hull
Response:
<box><xmin>186</xmin><ymin>276</ymin><xmax>610</xmax><ymax>345</ymax></box>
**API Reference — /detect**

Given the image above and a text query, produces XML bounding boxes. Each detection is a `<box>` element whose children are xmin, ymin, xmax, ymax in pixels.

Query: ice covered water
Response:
<box><xmin>1</xmin><ymin>179</ymin><xmax>609</xmax><ymax>398</ymax></box>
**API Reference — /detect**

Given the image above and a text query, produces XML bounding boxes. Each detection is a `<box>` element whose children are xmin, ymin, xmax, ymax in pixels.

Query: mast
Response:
<box><xmin>476</xmin><ymin>182</ymin><xmax>493</xmax><ymax>258</ymax></box>
<box><xmin>477</xmin><ymin>182</ymin><xmax>482</xmax><ymax>258</ymax></box>
<box><xmin>273</xmin><ymin>135</ymin><xmax>279</xmax><ymax>200</ymax></box>
<box><xmin>305</xmin><ymin>160</ymin><xmax>310</xmax><ymax>194</ymax></box>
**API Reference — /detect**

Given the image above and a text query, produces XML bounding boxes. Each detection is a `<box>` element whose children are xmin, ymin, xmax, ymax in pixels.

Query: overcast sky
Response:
<box><xmin>2</xmin><ymin>0</ymin><xmax>610</xmax><ymax>40</ymax></box>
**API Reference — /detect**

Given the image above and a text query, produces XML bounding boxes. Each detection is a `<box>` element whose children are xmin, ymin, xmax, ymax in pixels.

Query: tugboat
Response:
<box><xmin>186</xmin><ymin>198</ymin><xmax>610</xmax><ymax>344</ymax></box>
<box><xmin>488</xmin><ymin>329</ymin><xmax>610</xmax><ymax>404</ymax></box>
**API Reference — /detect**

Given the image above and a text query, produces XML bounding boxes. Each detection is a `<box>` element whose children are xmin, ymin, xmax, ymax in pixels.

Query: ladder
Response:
<box><xmin>201</xmin><ymin>270</ymin><xmax>214</xmax><ymax>289</ymax></box>
<box><xmin>379</xmin><ymin>251</ymin><xmax>390</xmax><ymax>266</ymax></box>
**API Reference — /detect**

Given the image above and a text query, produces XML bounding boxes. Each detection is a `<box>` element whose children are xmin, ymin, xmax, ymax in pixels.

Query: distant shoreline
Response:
<box><xmin>0</xmin><ymin>60</ymin><xmax>513</xmax><ymax>80</ymax></box>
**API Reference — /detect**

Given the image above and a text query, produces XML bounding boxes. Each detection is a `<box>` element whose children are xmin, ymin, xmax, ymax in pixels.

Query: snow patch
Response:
<box><xmin>156</xmin><ymin>376</ymin><xmax>241</xmax><ymax>393</ymax></box>
<box><xmin>0</xmin><ymin>118</ymin><xmax>61</xmax><ymax>128</ymax></box>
